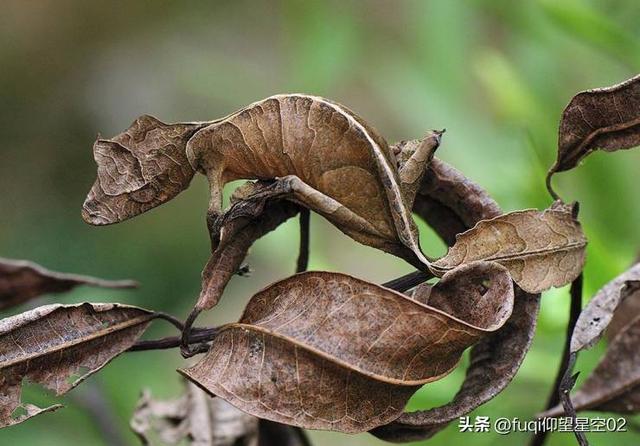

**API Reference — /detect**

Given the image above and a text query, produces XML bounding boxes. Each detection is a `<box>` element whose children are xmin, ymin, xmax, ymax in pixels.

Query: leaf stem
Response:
<box><xmin>545</xmin><ymin>170</ymin><xmax>561</xmax><ymax>201</ymax></box>
<box><xmin>154</xmin><ymin>312</ymin><xmax>185</xmax><ymax>331</ymax></box>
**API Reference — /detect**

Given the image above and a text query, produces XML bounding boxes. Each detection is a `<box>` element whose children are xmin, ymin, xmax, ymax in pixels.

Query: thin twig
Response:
<box><xmin>69</xmin><ymin>378</ymin><xmax>128</xmax><ymax>446</ymax></box>
<box><xmin>382</xmin><ymin>270</ymin><xmax>432</xmax><ymax>292</ymax></box>
<box><xmin>292</xmin><ymin>208</ymin><xmax>312</xmax><ymax>445</ymax></box>
<box><xmin>557</xmin><ymin>275</ymin><xmax>589</xmax><ymax>446</ymax></box>
<box><xmin>130</xmin><ymin>268</ymin><xmax>433</xmax><ymax>355</ymax></box>
<box><xmin>155</xmin><ymin>312</ymin><xmax>185</xmax><ymax>330</ymax></box>
<box><xmin>559</xmin><ymin>275</ymin><xmax>589</xmax><ymax>446</ymax></box>
<box><xmin>180</xmin><ymin>307</ymin><xmax>204</xmax><ymax>357</ymax></box>
<box><xmin>530</xmin><ymin>273</ymin><xmax>584</xmax><ymax>446</ymax></box>
<box><xmin>560</xmin><ymin>354</ymin><xmax>588</xmax><ymax>445</ymax></box>
<box><xmin>128</xmin><ymin>327</ymin><xmax>218</xmax><ymax>352</ymax></box>
<box><xmin>296</xmin><ymin>209</ymin><xmax>310</xmax><ymax>273</ymax></box>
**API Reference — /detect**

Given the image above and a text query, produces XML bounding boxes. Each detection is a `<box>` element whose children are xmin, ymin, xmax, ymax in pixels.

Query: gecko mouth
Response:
<box><xmin>81</xmin><ymin>181</ymin><xmax>123</xmax><ymax>226</ymax></box>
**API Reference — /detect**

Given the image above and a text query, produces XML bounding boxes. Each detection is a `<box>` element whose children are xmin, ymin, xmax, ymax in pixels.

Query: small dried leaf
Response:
<box><xmin>372</xmin><ymin>158</ymin><xmax>541</xmax><ymax>441</ymax></box>
<box><xmin>0</xmin><ymin>302</ymin><xmax>154</xmax><ymax>427</ymax></box>
<box><xmin>607</xmin><ymin>281</ymin><xmax>640</xmax><ymax>341</ymax></box>
<box><xmin>416</xmin><ymin>158</ymin><xmax>502</xmax><ymax>234</ymax></box>
<box><xmin>0</xmin><ymin>257</ymin><xmax>136</xmax><ymax>311</ymax></box>
<box><xmin>181</xmin><ymin>266</ymin><xmax>513</xmax><ymax>433</ymax></box>
<box><xmin>548</xmin><ymin>73</ymin><xmax>640</xmax><ymax>195</ymax></box>
<box><xmin>83</xmin><ymin>115</ymin><xmax>205</xmax><ymax>225</ymax></box>
<box><xmin>432</xmin><ymin>204</ymin><xmax>587</xmax><ymax>294</ymax></box>
<box><xmin>131</xmin><ymin>382</ymin><xmax>258</xmax><ymax>446</ymax></box>
<box><xmin>571</xmin><ymin>263</ymin><xmax>640</xmax><ymax>353</ymax></box>
<box><xmin>542</xmin><ymin>314</ymin><xmax>640</xmax><ymax>417</ymax></box>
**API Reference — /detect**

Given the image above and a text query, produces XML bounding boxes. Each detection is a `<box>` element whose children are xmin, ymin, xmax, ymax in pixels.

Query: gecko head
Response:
<box><xmin>82</xmin><ymin>115</ymin><xmax>202</xmax><ymax>225</ymax></box>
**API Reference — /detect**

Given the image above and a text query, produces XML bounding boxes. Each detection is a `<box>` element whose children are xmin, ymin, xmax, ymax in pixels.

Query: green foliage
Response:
<box><xmin>1</xmin><ymin>0</ymin><xmax>639</xmax><ymax>444</ymax></box>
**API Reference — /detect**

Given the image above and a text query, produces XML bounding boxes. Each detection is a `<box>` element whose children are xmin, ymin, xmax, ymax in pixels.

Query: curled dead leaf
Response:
<box><xmin>180</xmin><ymin>266</ymin><xmax>513</xmax><ymax>433</ymax></box>
<box><xmin>570</xmin><ymin>263</ymin><xmax>640</xmax><ymax>353</ymax></box>
<box><xmin>547</xmin><ymin>73</ymin><xmax>640</xmax><ymax>198</ymax></box>
<box><xmin>0</xmin><ymin>302</ymin><xmax>154</xmax><ymax>427</ymax></box>
<box><xmin>541</xmin><ymin>313</ymin><xmax>640</xmax><ymax>418</ymax></box>
<box><xmin>413</xmin><ymin>158</ymin><xmax>501</xmax><ymax>246</ymax></box>
<box><xmin>131</xmin><ymin>382</ymin><xmax>258</xmax><ymax>446</ymax></box>
<box><xmin>372</xmin><ymin>157</ymin><xmax>541</xmax><ymax>441</ymax></box>
<box><xmin>607</xmin><ymin>280</ymin><xmax>640</xmax><ymax>341</ymax></box>
<box><xmin>0</xmin><ymin>257</ymin><xmax>137</xmax><ymax>311</ymax></box>
<box><xmin>431</xmin><ymin>203</ymin><xmax>587</xmax><ymax>294</ymax></box>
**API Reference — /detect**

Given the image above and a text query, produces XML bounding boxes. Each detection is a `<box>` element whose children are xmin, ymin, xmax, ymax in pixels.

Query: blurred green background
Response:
<box><xmin>2</xmin><ymin>0</ymin><xmax>640</xmax><ymax>444</ymax></box>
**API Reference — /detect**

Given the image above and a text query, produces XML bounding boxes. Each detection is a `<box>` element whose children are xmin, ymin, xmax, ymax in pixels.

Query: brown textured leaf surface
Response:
<box><xmin>83</xmin><ymin>115</ymin><xmax>205</xmax><ymax>225</ymax></box>
<box><xmin>372</xmin><ymin>157</ymin><xmax>541</xmax><ymax>441</ymax></box>
<box><xmin>548</xmin><ymin>74</ymin><xmax>640</xmax><ymax>185</ymax></box>
<box><xmin>181</xmin><ymin>266</ymin><xmax>513</xmax><ymax>433</ymax></box>
<box><xmin>571</xmin><ymin>263</ymin><xmax>640</xmax><ymax>353</ymax></box>
<box><xmin>0</xmin><ymin>303</ymin><xmax>154</xmax><ymax>427</ymax></box>
<box><xmin>185</xmin><ymin>94</ymin><xmax>440</xmax><ymax>267</ymax></box>
<box><xmin>432</xmin><ymin>204</ymin><xmax>587</xmax><ymax>294</ymax></box>
<box><xmin>83</xmin><ymin>95</ymin><xmax>442</xmax><ymax>267</ymax></box>
<box><xmin>542</xmin><ymin>314</ymin><xmax>640</xmax><ymax>417</ymax></box>
<box><xmin>0</xmin><ymin>257</ymin><xmax>137</xmax><ymax>311</ymax></box>
<box><xmin>131</xmin><ymin>382</ymin><xmax>258</xmax><ymax>446</ymax></box>
<box><xmin>607</xmin><ymin>280</ymin><xmax>640</xmax><ymax>341</ymax></box>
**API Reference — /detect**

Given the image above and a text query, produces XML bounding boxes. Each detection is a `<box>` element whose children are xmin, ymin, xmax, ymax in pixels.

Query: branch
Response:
<box><xmin>128</xmin><ymin>269</ymin><xmax>433</xmax><ymax>355</ymax></box>
<box><xmin>530</xmin><ymin>274</ymin><xmax>587</xmax><ymax>446</ymax></box>
<box><xmin>296</xmin><ymin>209</ymin><xmax>310</xmax><ymax>273</ymax></box>
<box><xmin>382</xmin><ymin>270</ymin><xmax>432</xmax><ymax>292</ymax></box>
<box><xmin>128</xmin><ymin>327</ymin><xmax>218</xmax><ymax>352</ymax></box>
<box><xmin>69</xmin><ymin>379</ymin><xmax>128</xmax><ymax>446</ymax></box>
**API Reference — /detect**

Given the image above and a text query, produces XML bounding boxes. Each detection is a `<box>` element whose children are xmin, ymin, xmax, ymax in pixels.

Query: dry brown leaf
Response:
<box><xmin>83</xmin><ymin>95</ymin><xmax>443</xmax><ymax>268</ymax></box>
<box><xmin>0</xmin><ymin>257</ymin><xmax>137</xmax><ymax>311</ymax></box>
<box><xmin>571</xmin><ymin>263</ymin><xmax>640</xmax><ymax>353</ymax></box>
<box><xmin>82</xmin><ymin>115</ymin><xmax>205</xmax><ymax>225</ymax></box>
<box><xmin>431</xmin><ymin>203</ymin><xmax>587</xmax><ymax>294</ymax></box>
<box><xmin>414</xmin><ymin>158</ymin><xmax>501</xmax><ymax>246</ymax></box>
<box><xmin>547</xmin><ymin>73</ymin><xmax>640</xmax><ymax>197</ymax></box>
<box><xmin>0</xmin><ymin>302</ymin><xmax>154</xmax><ymax>427</ymax></box>
<box><xmin>180</xmin><ymin>266</ymin><xmax>513</xmax><ymax>433</ymax></box>
<box><xmin>371</xmin><ymin>157</ymin><xmax>540</xmax><ymax>441</ymax></box>
<box><xmin>607</xmin><ymin>281</ymin><xmax>640</xmax><ymax>341</ymax></box>
<box><xmin>131</xmin><ymin>382</ymin><xmax>258</xmax><ymax>446</ymax></box>
<box><xmin>541</xmin><ymin>314</ymin><xmax>640</xmax><ymax>417</ymax></box>
<box><xmin>371</xmin><ymin>288</ymin><xmax>539</xmax><ymax>441</ymax></box>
